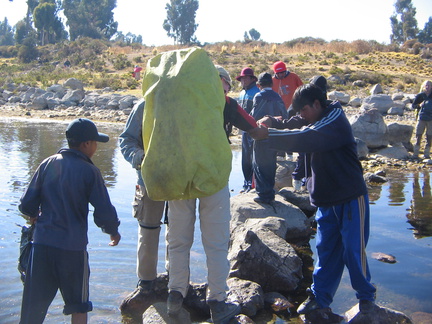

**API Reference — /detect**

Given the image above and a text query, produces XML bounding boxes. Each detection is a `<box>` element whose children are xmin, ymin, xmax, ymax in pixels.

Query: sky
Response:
<box><xmin>2</xmin><ymin>0</ymin><xmax>432</xmax><ymax>46</ymax></box>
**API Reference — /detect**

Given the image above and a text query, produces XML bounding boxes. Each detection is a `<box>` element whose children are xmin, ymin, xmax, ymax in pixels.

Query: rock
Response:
<box><xmin>353</xmin><ymin>80</ymin><xmax>366</xmax><ymax>87</ymax></box>
<box><xmin>345</xmin><ymin>303</ymin><xmax>412</xmax><ymax>323</ymax></box>
<box><xmin>277</xmin><ymin>189</ymin><xmax>316</xmax><ymax>217</ymax></box>
<box><xmin>371</xmin><ymin>252</ymin><xmax>396</xmax><ymax>263</ymax></box>
<box><xmin>275</xmin><ymin>160</ymin><xmax>296</xmax><ymax>190</ymax></box>
<box><xmin>142</xmin><ymin>302</ymin><xmax>192</xmax><ymax>324</ymax></box>
<box><xmin>350</xmin><ymin>108</ymin><xmax>389</xmax><ymax>148</ymax></box>
<box><xmin>349</xmin><ymin>97</ymin><xmax>363</xmax><ymax>107</ymax></box>
<box><xmin>61</xmin><ymin>89</ymin><xmax>85</xmax><ymax>104</ymax></box>
<box><xmin>370</xmin><ymin>83</ymin><xmax>383</xmax><ymax>94</ymax></box>
<box><xmin>227</xmin><ymin>278</ymin><xmax>264</xmax><ymax>317</ymax></box>
<box><xmin>263</xmin><ymin>292</ymin><xmax>294</xmax><ymax>312</ymax></box>
<box><xmin>387</xmin><ymin>123</ymin><xmax>414</xmax><ymax>150</ymax></box>
<box><xmin>362</xmin><ymin>95</ymin><xmax>394</xmax><ymax>114</ymax></box>
<box><xmin>230</xmin><ymin>193</ymin><xmax>312</xmax><ymax>242</ymax></box>
<box><xmin>355</xmin><ymin>137</ymin><xmax>369</xmax><ymax>159</ymax></box>
<box><xmin>410</xmin><ymin>311</ymin><xmax>432</xmax><ymax>324</ymax></box>
<box><xmin>28</xmin><ymin>96</ymin><xmax>48</xmax><ymax>110</ymax></box>
<box><xmin>364</xmin><ymin>172</ymin><xmax>387</xmax><ymax>184</ymax></box>
<box><xmin>387</xmin><ymin>106</ymin><xmax>404</xmax><ymax>116</ymax></box>
<box><xmin>63</xmin><ymin>77</ymin><xmax>84</xmax><ymax>90</ymax></box>
<box><xmin>228</xmin><ymin>219</ymin><xmax>303</xmax><ymax>293</ymax></box>
<box><xmin>328</xmin><ymin>90</ymin><xmax>350</xmax><ymax>104</ymax></box>
<box><xmin>375</xmin><ymin>144</ymin><xmax>409</xmax><ymax>160</ymax></box>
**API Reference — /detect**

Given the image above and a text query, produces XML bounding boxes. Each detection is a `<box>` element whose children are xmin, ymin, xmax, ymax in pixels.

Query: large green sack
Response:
<box><xmin>141</xmin><ymin>47</ymin><xmax>232</xmax><ymax>201</ymax></box>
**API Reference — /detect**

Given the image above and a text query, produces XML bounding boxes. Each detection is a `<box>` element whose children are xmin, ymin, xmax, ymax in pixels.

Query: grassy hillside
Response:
<box><xmin>1</xmin><ymin>39</ymin><xmax>432</xmax><ymax>97</ymax></box>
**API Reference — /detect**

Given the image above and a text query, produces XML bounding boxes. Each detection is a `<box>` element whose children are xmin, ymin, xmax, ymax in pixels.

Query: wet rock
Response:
<box><xmin>142</xmin><ymin>302</ymin><xmax>192</xmax><ymax>324</ymax></box>
<box><xmin>345</xmin><ymin>303</ymin><xmax>412</xmax><ymax>323</ymax></box>
<box><xmin>277</xmin><ymin>188</ymin><xmax>316</xmax><ymax>218</ymax></box>
<box><xmin>371</xmin><ymin>252</ymin><xmax>397</xmax><ymax>263</ymax></box>
<box><xmin>364</xmin><ymin>172</ymin><xmax>388</xmax><ymax>184</ymax></box>
<box><xmin>263</xmin><ymin>292</ymin><xmax>294</xmax><ymax>312</ymax></box>
<box><xmin>228</xmin><ymin>278</ymin><xmax>264</xmax><ymax>317</ymax></box>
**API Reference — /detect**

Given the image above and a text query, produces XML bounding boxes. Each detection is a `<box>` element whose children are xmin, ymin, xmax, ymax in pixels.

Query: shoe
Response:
<box><xmin>208</xmin><ymin>300</ymin><xmax>241</xmax><ymax>324</ymax></box>
<box><xmin>137</xmin><ymin>279</ymin><xmax>153</xmax><ymax>294</ymax></box>
<box><xmin>240</xmin><ymin>186</ymin><xmax>251</xmax><ymax>193</ymax></box>
<box><xmin>359</xmin><ymin>299</ymin><xmax>377</xmax><ymax>314</ymax></box>
<box><xmin>167</xmin><ymin>290</ymin><xmax>183</xmax><ymax>317</ymax></box>
<box><xmin>253</xmin><ymin>196</ymin><xmax>274</xmax><ymax>204</ymax></box>
<box><xmin>304</xmin><ymin>308</ymin><xmax>344</xmax><ymax>324</ymax></box>
<box><xmin>297</xmin><ymin>290</ymin><xmax>320</xmax><ymax>315</ymax></box>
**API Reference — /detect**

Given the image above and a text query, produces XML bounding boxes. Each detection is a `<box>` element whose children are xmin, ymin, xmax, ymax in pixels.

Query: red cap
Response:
<box><xmin>236</xmin><ymin>67</ymin><xmax>257</xmax><ymax>81</ymax></box>
<box><xmin>273</xmin><ymin>61</ymin><xmax>287</xmax><ymax>73</ymax></box>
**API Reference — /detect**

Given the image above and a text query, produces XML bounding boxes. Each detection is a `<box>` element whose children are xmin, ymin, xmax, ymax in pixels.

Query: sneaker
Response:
<box><xmin>240</xmin><ymin>186</ymin><xmax>251</xmax><ymax>193</ymax></box>
<box><xmin>304</xmin><ymin>308</ymin><xmax>344</xmax><ymax>324</ymax></box>
<box><xmin>167</xmin><ymin>290</ymin><xmax>183</xmax><ymax>317</ymax></box>
<box><xmin>359</xmin><ymin>299</ymin><xmax>377</xmax><ymax>314</ymax></box>
<box><xmin>137</xmin><ymin>279</ymin><xmax>153</xmax><ymax>294</ymax></box>
<box><xmin>208</xmin><ymin>299</ymin><xmax>241</xmax><ymax>324</ymax></box>
<box><xmin>297</xmin><ymin>289</ymin><xmax>320</xmax><ymax>314</ymax></box>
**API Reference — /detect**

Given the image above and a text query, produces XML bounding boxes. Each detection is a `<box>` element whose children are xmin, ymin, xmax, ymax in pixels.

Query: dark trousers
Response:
<box><xmin>253</xmin><ymin>139</ymin><xmax>277</xmax><ymax>202</ymax></box>
<box><xmin>241</xmin><ymin>132</ymin><xmax>254</xmax><ymax>188</ymax></box>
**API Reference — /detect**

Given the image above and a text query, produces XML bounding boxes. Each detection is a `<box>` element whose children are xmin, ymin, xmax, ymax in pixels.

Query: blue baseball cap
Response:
<box><xmin>66</xmin><ymin>118</ymin><xmax>109</xmax><ymax>143</ymax></box>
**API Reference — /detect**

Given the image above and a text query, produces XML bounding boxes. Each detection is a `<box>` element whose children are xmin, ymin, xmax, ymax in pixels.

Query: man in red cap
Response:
<box><xmin>272</xmin><ymin>61</ymin><xmax>303</xmax><ymax>110</ymax></box>
<box><xmin>236</xmin><ymin>67</ymin><xmax>260</xmax><ymax>193</ymax></box>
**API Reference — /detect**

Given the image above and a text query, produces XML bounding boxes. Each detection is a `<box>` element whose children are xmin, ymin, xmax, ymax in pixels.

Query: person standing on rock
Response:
<box><xmin>250</xmin><ymin>84</ymin><xmax>377</xmax><ymax>324</ymax></box>
<box><xmin>412</xmin><ymin>80</ymin><xmax>432</xmax><ymax>159</ymax></box>
<box><xmin>236</xmin><ymin>67</ymin><xmax>260</xmax><ymax>193</ymax></box>
<box><xmin>119</xmin><ymin>99</ymin><xmax>167</xmax><ymax>297</ymax></box>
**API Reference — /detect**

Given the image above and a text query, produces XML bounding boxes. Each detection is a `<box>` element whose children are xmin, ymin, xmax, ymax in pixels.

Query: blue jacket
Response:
<box><xmin>250</xmin><ymin>88</ymin><xmax>288</xmax><ymax>120</ymax></box>
<box><xmin>19</xmin><ymin>148</ymin><xmax>120</xmax><ymax>251</ymax></box>
<box><xmin>268</xmin><ymin>101</ymin><xmax>367</xmax><ymax>207</ymax></box>
<box><xmin>237</xmin><ymin>82</ymin><xmax>260</xmax><ymax>114</ymax></box>
<box><xmin>119</xmin><ymin>99</ymin><xmax>146</xmax><ymax>186</ymax></box>
<box><xmin>413</xmin><ymin>92</ymin><xmax>432</xmax><ymax>121</ymax></box>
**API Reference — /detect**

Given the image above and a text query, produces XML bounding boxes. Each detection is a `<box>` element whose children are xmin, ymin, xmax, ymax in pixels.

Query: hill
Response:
<box><xmin>1</xmin><ymin>39</ymin><xmax>432</xmax><ymax>98</ymax></box>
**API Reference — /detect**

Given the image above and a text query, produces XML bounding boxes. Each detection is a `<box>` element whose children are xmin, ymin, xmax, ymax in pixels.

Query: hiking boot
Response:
<box><xmin>297</xmin><ymin>289</ymin><xmax>320</xmax><ymax>315</ymax></box>
<box><xmin>359</xmin><ymin>299</ymin><xmax>378</xmax><ymax>314</ymax></box>
<box><xmin>137</xmin><ymin>279</ymin><xmax>153</xmax><ymax>294</ymax></box>
<box><xmin>207</xmin><ymin>299</ymin><xmax>241</xmax><ymax>324</ymax></box>
<box><xmin>304</xmin><ymin>307</ymin><xmax>344</xmax><ymax>324</ymax></box>
<box><xmin>424</xmin><ymin>146</ymin><xmax>430</xmax><ymax>159</ymax></box>
<box><xmin>167</xmin><ymin>290</ymin><xmax>183</xmax><ymax>317</ymax></box>
<box><xmin>253</xmin><ymin>196</ymin><xmax>274</xmax><ymax>204</ymax></box>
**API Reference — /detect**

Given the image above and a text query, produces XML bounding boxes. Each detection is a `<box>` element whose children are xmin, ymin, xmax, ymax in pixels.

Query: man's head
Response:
<box><xmin>236</xmin><ymin>67</ymin><xmax>257</xmax><ymax>89</ymax></box>
<box><xmin>215</xmin><ymin>65</ymin><xmax>232</xmax><ymax>94</ymax></box>
<box><xmin>273</xmin><ymin>61</ymin><xmax>288</xmax><ymax>79</ymax></box>
<box><xmin>66</xmin><ymin>118</ymin><xmax>109</xmax><ymax>151</ymax></box>
<box><xmin>309</xmin><ymin>75</ymin><xmax>327</xmax><ymax>96</ymax></box>
<box><xmin>292</xmin><ymin>84</ymin><xmax>327</xmax><ymax>123</ymax></box>
<box><xmin>257</xmin><ymin>72</ymin><xmax>273</xmax><ymax>88</ymax></box>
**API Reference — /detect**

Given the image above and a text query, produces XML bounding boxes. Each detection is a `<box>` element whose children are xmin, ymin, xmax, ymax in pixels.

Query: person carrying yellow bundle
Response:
<box><xmin>141</xmin><ymin>47</ymin><xmax>232</xmax><ymax>201</ymax></box>
<box><xmin>141</xmin><ymin>47</ymin><xmax>241</xmax><ymax>324</ymax></box>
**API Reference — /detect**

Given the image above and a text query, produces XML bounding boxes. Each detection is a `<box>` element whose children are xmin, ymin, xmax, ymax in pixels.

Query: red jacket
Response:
<box><xmin>272</xmin><ymin>71</ymin><xmax>303</xmax><ymax>109</ymax></box>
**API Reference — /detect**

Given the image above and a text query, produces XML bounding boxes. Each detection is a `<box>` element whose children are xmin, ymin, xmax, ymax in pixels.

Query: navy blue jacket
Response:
<box><xmin>19</xmin><ymin>148</ymin><xmax>120</xmax><ymax>251</ymax></box>
<box><xmin>267</xmin><ymin>101</ymin><xmax>367</xmax><ymax>207</ymax></box>
<box><xmin>250</xmin><ymin>88</ymin><xmax>288</xmax><ymax>120</ymax></box>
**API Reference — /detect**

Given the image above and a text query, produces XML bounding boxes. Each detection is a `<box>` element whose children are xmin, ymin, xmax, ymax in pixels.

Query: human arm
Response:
<box><xmin>224</xmin><ymin>96</ymin><xmax>257</xmax><ymax>132</ymax></box>
<box><xmin>119</xmin><ymin>100</ymin><xmax>145</xmax><ymax>169</ymax></box>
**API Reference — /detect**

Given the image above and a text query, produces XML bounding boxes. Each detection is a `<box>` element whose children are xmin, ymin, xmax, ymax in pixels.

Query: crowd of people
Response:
<box><xmin>18</xmin><ymin>47</ymin><xmax>429</xmax><ymax>324</ymax></box>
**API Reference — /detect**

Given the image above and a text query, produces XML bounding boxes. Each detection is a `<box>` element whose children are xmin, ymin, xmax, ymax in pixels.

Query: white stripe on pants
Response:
<box><xmin>167</xmin><ymin>185</ymin><xmax>231</xmax><ymax>301</ymax></box>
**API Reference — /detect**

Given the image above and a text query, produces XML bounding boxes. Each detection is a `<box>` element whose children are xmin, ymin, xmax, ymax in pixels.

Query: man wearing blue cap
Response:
<box><xmin>19</xmin><ymin>118</ymin><xmax>121</xmax><ymax>324</ymax></box>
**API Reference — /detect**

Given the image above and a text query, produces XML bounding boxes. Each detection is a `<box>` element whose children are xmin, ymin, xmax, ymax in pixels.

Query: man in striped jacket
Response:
<box><xmin>251</xmin><ymin>84</ymin><xmax>377</xmax><ymax>324</ymax></box>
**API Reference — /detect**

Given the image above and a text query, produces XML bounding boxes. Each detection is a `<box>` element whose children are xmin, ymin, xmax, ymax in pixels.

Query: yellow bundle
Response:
<box><xmin>141</xmin><ymin>47</ymin><xmax>232</xmax><ymax>201</ymax></box>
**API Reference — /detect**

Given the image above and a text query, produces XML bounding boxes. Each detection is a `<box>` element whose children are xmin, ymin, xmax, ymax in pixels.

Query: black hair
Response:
<box><xmin>292</xmin><ymin>84</ymin><xmax>327</xmax><ymax>113</ymax></box>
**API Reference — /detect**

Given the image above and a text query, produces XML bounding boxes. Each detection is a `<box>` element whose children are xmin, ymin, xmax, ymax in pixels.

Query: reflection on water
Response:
<box><xmin>0</xmin><ymin>118</ymin><xmax>431</xmax><ymax>323</ymax></box>
<box><xmin>408</xmin><ymin>171</ymin><xmax>432</xmax><ymax>238</ymax></box>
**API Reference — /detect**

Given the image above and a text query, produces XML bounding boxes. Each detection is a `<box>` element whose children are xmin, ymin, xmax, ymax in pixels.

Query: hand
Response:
<box><xmin>257</xmin><ymin>116</ymin><xmax>273</xmax><ymax>128</ymax></box>
<box><xmin>248</xmin><ymin>125</ymin><xmax>269</xmax><ymax>140</ymax></box>
<box><xmin>109</xmin><ymin>233</ymin><xmax>121</xmax><ymax>246</ymax></box>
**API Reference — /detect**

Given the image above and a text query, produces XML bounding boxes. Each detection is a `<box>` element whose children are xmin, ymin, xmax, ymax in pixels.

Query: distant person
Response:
<box><xmin>119</xmin><ymin>99</ymin><xmax>167</xmax><ymax>296</ymax></box>
<box><xmin>412</xmin><ymin>80</ymin><xmax>432</xmax><ymax>159</ymax></box>
<box><xmin>251</xmin><ymin>72</ymin><xmax>287</xmax><ymax>204</ymax></box>
<box><xmin>236</xmin><ymin>67</ymin><xmax>260</xmax><ymax>193</ymax></box>
<box><xmin>133</xmin><ymin>65</ymin><xmax>143</xmax><ymax>81</ymax></box>
<box><xmin>272</xmin><ymin>61</ymin><xmax>303</xmax><ymax>161</ymax></box>
<box><xmin>19</xmin><ymin>118</ymin><xmax>121</xmax><ymax>324</ymax></box>
<box><xmin>251</xmin><ymin>84</ymin><xmax>377</xmax><ymax>323</ymax></box>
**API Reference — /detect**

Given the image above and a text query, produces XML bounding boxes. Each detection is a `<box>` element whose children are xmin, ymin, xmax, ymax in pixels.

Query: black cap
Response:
<box><xmin>258</xmin><ymin>72</ymin><xmax>273</xmax><ymax>86</ymax></box>
<box><xmin>310</xmin><ymin>75</ymin><xmax>327</xmax><ymax>94</ymax></box>
<box><xmin>66</xmin><ymin>118</ymin><xmax>109</xmax><ymax>143</ymax></box>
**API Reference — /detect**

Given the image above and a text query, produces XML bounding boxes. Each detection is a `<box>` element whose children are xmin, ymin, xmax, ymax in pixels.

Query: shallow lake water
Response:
<box><xmin>0</xmin><ymin>118</ymin><xmax>431</xmax><ymax>323</ymax></box>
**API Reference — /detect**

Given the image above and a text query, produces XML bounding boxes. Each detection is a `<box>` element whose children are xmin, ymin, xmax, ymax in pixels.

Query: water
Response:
<box><xmin>0</xmin><ymin>118</ymin><xmax>431</xmax><ymax>323</ymax></box>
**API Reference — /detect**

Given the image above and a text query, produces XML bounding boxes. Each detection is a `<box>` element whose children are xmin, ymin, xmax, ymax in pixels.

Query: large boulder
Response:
<box><xmin>387</xmin><ymin>122</ymin><xmax>414</xmax><ymax>151</ymax></box>
<box><xmin>328</xmin><ymin>90</ymin><xmax>350</xmax><ymax>104</ymax></box>
<box><xmin>349</xmin><ymin>108</ymin><xmax>389</xmax><ymax>149</ymax></box>
<box><xmin>228</xmin><ymin>217</ymin><xmax>303</xmax><ymax>293</ymax></box>
<box><xmin>345</xmin><ymin>303</ymin><xmax>413</xmax><ymax>323</ymax></box>
<box><xmin>362</xmin><ymin>95</ymin><xmax>394</xmax><ymax>114</ymax></box>
<box><xmin>63</xmin><ymin>77</ymin><xmax>84</xmax><ymax>90</ymax></box>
